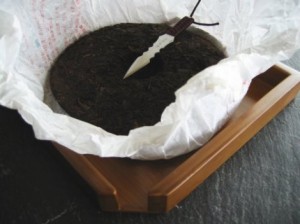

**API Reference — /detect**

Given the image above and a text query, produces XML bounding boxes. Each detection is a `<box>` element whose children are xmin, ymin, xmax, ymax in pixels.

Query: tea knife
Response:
<box><xmin>123</xmin><ymin>16</ymin><xmax>194</xmax><ymax>79</ymax></box>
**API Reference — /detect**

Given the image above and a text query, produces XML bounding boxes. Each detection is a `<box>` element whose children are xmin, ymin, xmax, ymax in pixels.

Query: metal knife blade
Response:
<box><xmin>123</xmin><ymin>16</ymin><xmax>194</xmax><ymax>79</ymax></box>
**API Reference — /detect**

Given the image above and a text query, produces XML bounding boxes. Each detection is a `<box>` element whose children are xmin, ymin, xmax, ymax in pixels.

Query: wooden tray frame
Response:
<box><xmin>53</xmin><ymin>63</ymin><xmax>300</xmax><ymax>213</ymax></box>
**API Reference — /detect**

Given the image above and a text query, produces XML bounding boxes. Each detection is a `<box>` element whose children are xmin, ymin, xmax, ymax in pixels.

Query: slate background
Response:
<box><xmin>0</xmin><ymin>51</ymin><xmax>299</xmax><ymax>224</ymax></box>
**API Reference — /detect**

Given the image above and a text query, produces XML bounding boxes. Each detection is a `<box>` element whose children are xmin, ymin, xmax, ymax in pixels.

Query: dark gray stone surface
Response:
<box><xmin>0</xmin><ymin>51</ymin><xmax>299</xmax><ymax>224</ymax></box>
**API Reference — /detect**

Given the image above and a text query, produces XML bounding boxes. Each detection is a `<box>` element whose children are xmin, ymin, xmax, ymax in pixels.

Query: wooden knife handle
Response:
<box><xmin>166</xmin><ymin>16</ymin><xmax>194</xmax><ymax>37</ymax></box>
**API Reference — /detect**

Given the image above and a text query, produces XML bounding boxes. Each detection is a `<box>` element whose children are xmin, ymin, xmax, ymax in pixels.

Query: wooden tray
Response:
<box><xmin>53</xmin><ymin>63</ymin><xmax>300</xmax><ymax>213</ymax></box>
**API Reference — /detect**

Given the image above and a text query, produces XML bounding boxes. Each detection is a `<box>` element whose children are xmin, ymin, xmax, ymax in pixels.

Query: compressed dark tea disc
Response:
<box><xmin>49</xmin><ymin>23</ymin><xmax>225</xmax><ymax>135</ymax></box>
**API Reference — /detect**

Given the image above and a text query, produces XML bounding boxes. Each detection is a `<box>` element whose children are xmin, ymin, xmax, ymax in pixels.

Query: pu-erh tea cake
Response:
<box><xmin>49</xmin><ymin>23</ymin><xmax>225</xmax><ymax>135</ymax></box>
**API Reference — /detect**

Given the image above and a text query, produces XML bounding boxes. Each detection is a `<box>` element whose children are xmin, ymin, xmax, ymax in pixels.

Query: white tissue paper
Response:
<box><xmin>0</xmin><ymin>0</ymin><xmax>299</xmax><ymax>160</ymax></box>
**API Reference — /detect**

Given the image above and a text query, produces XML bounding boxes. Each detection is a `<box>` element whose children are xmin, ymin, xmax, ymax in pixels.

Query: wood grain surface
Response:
<box><xmin>0</xmin><ymin>51</ymin><xmax>299</xmax><ymax>223</ymax></box>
